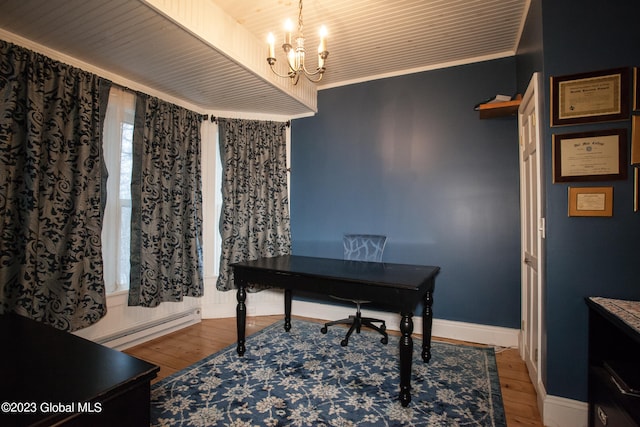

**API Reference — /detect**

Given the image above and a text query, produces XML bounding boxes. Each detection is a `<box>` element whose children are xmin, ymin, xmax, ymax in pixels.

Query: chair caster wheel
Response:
<box><xmin>381</xmin><ymin>337</ymin><xmax>388</xmax><ymax>345</ymax></box>
<box><xmin>340</xmin><ymin>339</ymin><xmax>349</xmax><ymax>346</ymax></box>
<box><xmin>320</xmin><ymin>326</ymin><xmax>328</xmax><ymax>334</ymax></box>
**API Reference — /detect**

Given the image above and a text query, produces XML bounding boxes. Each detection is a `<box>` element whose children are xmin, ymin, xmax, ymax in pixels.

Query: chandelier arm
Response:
<box><xmin>286</xmin><ymin>56</ymin><xmax>298</xmax><ymax>74</ymax></box>
<box><xmin>268</xmin><ymin>61</ymin><xmax>298</xmax><ymax>79</ymax></box>
<box><xmin>302</xmin><ymin>71</ymin><xmax>324</xmax><ymax>83</ymax></box>
<box><xmin>300</xmin><ymin>62</ymin><xmax>326</xmax><ymax>77</ymax></box>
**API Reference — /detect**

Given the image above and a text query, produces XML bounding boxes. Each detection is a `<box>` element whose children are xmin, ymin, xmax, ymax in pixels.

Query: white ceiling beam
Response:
<box><xmin>141</xmin><ymin>0</ymin><xmax>317</xmax><ymax>112</ymax></box>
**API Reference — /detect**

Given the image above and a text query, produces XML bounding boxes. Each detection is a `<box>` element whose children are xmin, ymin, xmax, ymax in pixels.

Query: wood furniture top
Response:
<box><xmin>586</xmin><ymin>297</ymin><xmax>640</xmax><ymax>342</ymax></box>
<box><xmin>0</xmin><ymin>313</ymin><xmax>159</xmax><ymax>427</ymax></box>
<box><xmin>231</xmin><ymin>254</ymin><xmax>440</xmax><ymax>312</ymax></box>
<box><xmin>231</xmin><ymin>254</ymin><xmax>440</xmax><ymax>407</ymax></box>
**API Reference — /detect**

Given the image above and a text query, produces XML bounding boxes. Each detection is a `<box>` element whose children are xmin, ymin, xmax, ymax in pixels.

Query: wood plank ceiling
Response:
<box><xmin>0</xmin><ymin>0</ymin><xmax>529</xmax><ymax>117</ymax></box>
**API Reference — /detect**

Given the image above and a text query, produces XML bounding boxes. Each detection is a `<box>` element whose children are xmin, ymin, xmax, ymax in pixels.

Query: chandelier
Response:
<box><xmin>267</xmin><ymin>0</ymin><xmax>329</xmax><ymax>84</ymax></box>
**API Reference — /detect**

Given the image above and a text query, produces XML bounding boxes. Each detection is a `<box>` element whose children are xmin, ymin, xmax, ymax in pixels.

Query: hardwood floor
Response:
<box><xmin>124</xmin><ymin>315</ymin><xmax>544</xmax><ymax>426</ymax></box>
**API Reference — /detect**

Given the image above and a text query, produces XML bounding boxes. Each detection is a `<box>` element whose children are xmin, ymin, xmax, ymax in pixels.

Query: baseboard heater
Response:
<box><xmin>96</xmin><ymin>308</ymin><xmax>201</xmax><ymax>350</ymax></box>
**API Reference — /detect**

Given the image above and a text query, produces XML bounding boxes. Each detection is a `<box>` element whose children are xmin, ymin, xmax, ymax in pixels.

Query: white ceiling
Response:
<box><xmin>0</xmin><ymin>0</ymin><xmax>530</xmax><ymax>117</ymax></box>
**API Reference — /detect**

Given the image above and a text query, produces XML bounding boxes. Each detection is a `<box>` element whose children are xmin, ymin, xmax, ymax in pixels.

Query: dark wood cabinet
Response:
<box><xmin>0</xmin><ymin>314</ymin><xmax>159</xmax><ymax>427</ymax></box>
<box><xmin>586</xmin><ymin>297</ymin><xmax>640</xmax><ymax>427</ymax></box>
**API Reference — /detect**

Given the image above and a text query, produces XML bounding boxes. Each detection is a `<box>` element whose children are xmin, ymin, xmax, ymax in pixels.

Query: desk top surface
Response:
<box><xmin>587</xmin><ymin>297</ymin><xmax>640</xmax><ymax>342</ymax></box>
<box><xmin>0</xmin><ymin>313</ymin><xmax>159</xmax><ymax>405</ymax></box>
<box><xmin>232</xmin><ymin>255</ymin><xmax>440</xmax><ymax>291</ymax></box>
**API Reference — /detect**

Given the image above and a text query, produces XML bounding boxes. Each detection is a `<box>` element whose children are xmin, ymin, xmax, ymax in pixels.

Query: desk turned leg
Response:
<box><xmin>422</xmin><ymin>289</ymin><xmax>433</xmax><ymax>362</ymax></box>
<box><xmin>284</xmin><ymin>289</ymin><xmax>292</xmax><ymax>332</ymax></box>
<box><xmin>399</xmin><ymin>313</ymin><xmax>414</xmax><ymax>407</ymax></box>
<box><xmin>236</xmin><ymin>285</ymin><xmax>246</xmax><ymax>356</ymax></box>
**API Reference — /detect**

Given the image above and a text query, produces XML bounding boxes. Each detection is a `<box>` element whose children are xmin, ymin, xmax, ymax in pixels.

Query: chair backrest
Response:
<box><xmin>343</xmin><ymin>234</ymin><xmax>387</xmax><ymax>262</ymax></box>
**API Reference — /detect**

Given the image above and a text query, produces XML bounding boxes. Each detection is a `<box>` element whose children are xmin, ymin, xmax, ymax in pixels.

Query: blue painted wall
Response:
<box><xmin>290</xmin><ymin>58</ymin><xmax>521</xmax><ymax>329</ymax></box>
<box><xmin>538</xmin><ymin>0</ymin><xmax>640</xmax><ymax>402</ymax></box>
<box><xmin>292</xmin><ymin>0</ymin><xmax>640</xmax><ymax>403</ymax></box>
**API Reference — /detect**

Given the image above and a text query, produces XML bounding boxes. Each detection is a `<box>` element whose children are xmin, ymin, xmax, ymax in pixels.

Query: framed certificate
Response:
<box><xmin>551</xmin><ymin>68</ymin><xmax>629</xmax><ymax>126</ymax></box>
<box><xmin>552</xmin><ymin>129</ymin><xmax>627</xmax><ymax>182</ymax></box>
<box><xmin>568</xmin><ymin>186</ymin><xmax>613</xmax><ymax>217</ymax></box>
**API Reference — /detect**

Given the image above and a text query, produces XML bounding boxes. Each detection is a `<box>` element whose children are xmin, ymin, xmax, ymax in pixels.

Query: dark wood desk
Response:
<box><xmin>586</xmin><ymin>298</ymin><xmax>640</xmax><ymax>427</ymax></box>
<box><xmin>231</xmin><ymin>254</ymin><xmax>440</xmax><ymax>407</ymax></box>
<box><xmin>0</xmin><ymin>314</ymin><xmax>159</xmax><ymax>427</ymax></box>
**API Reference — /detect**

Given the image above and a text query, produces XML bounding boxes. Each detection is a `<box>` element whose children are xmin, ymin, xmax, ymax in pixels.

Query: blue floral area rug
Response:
<box><xmin>150</xmin><ymin>319</ymin><xmax>506</xmax><ymax>426</ymax></box>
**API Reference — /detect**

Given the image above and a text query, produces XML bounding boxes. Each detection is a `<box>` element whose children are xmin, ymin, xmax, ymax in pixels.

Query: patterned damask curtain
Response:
<box><xmin>128</xmin><ymin>93</ymin><xmax>204</xmax><ymax>307</ymax></box>
<box><xmin>216</xmin><ymin>118</ymin><xmax>291</xmax><ymax>292</ymax></box>
<box><xmin>0</xmin><ymin>40</ymin><xmax>111</xmax><ymax>331</ymax></box>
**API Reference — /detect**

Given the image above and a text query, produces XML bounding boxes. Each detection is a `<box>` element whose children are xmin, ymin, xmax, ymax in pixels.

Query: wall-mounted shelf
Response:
<box><xmin>478</xmin><ymin>94</ymin><xmax>522</xmax><ymax>119</ymax></box>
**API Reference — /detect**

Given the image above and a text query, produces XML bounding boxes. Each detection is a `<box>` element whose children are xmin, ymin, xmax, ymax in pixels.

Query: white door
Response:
<box><xmin>518</xmin><ymin>72</ymin><xmax>545</xmax><ymax>398</ymax></box>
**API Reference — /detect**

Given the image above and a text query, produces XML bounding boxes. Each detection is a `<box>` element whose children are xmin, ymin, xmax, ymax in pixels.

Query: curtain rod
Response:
<box><xmin>111</xmin><ymin>81</ymin><xmax>135</xmax><ymax>94</ymax></box>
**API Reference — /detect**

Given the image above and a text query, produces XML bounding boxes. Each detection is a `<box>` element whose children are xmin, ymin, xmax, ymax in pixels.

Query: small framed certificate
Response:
<box><xmin>568</xmin><ymin>186</ymin><xmax>613</xmax><ymax>217</ymax></box>
<box><xmin>551</xmin><ymin>68</ymin><xmax>629</xmax><ymax>126</ymax></box>
<box><xmin>552</xmin><ymin>129</ymin><xmax>627</xmax><ymax>182</ymax></box>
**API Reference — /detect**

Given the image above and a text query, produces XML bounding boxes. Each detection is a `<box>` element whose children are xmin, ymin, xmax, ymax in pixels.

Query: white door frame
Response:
<box><xmin>518</xmin><ymin>72</ymin><xmax>546</xmax><ymax>408</ymax></box>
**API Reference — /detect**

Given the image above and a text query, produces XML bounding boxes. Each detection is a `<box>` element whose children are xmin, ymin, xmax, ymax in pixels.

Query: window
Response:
<box><xmin>102</xmin><ymin>87</ymin><xmax>136</xmax><ymax>294</ymax></box>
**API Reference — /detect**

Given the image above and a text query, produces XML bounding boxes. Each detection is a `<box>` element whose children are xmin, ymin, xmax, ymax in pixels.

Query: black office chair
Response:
<box><xmin>320</xmin><ymin>234</ymin><xmax>389</xmax><ymax>346</ymax></box>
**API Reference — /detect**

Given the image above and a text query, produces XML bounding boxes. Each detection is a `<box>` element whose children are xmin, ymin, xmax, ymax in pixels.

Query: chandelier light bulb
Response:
<box><xmin>267</xmin><ymin>33</ymin><xmax>276</xmax><ymax>59</ymax></box>
<box><xmin>284</xmin><ymin>19</ymin><xmax>293</xmax><ymax>47</ymax></box>
<box><xmin>318</xmin><ymin>26</ymin><xmax>327</xmax><ymax>53</ymax></box>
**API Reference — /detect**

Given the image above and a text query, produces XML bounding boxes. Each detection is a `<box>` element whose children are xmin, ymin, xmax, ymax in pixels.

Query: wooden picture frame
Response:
<box><xmin>568</xmin><ymin>186</ymin><xmax>613</xmax><ymax>217</ymax></box>
<box><xmin>551</xmin><ymin>67</ymin><xmax>629</xmax><ymax>126</ymax></box>
<box><xmin>632</xmin><ymin>115</ymin><xmax>640</xmax><ymax>165</ymax></box>
<box><xmin>552</xmin><ymin>129</ymin><xmax>627</xmax><ymax>182</ymax></box>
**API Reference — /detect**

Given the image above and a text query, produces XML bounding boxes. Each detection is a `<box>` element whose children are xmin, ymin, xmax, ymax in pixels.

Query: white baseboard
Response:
<box><xmin>201</xmin><ymin>289</ymin><xmax>284</xmax><ymax>318</ymax></box>
<box><xmin>542</xmin><ymin>392</ymin><xmax>588</xmax><ymax>427</ymax></box>
<box><xmin>203</xmin><ymin>297</ymin><xmax>520</xmax><ymax>348</ymax></box>
<box><xmin>290</xmin><ymin>300</ymin><xmax>520</xmax><ymax>347</ymax></box>
<box><xmin>432</xmin><ymin>317</ymin><xmax>519</xmax><ymax>348</ymax></box>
